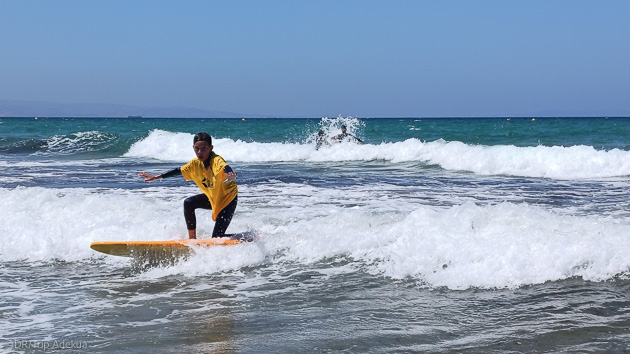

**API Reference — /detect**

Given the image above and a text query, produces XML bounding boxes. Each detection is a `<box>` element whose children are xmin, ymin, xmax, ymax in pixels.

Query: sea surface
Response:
<box><xmin>1</xmin><ymin>116</ymin><xmax>630</xmax><ymax>353</ymax></box>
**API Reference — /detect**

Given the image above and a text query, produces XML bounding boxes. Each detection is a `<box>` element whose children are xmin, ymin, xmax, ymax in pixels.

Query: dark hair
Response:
<box><xmin>193</xmin><ymin>132</ymin><xmax>212</xmax><ymax>145</ymax></box>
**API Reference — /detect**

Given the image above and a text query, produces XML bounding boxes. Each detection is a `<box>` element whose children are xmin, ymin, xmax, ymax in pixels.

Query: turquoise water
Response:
<box><xmin>1</xmin><ymin>116</ymin><xmax>630</xmax><ymax>352</ymax></box>
<box><xmin>2</xmin><ymin>117</ymin><xmax>630</xmax><ymax>155</ymax></box>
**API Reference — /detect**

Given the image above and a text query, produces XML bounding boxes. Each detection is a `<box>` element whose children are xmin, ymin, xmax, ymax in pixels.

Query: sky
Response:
<box><xmin>1</xmin><ymin>0</ymin><xmax>629</xmax><ymax>117</ymax></box>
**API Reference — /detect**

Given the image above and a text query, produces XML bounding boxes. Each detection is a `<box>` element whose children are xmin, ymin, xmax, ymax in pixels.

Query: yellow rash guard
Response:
<box><xmin>180</xmin><ymin>152</ymin><xmax>238</xmax><ymax>221</ymax></box>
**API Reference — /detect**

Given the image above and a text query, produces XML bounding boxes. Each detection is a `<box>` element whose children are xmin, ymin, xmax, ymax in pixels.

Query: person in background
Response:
<box><xmin>331</xmin><ymin>125</ymin><xmax>365</xmax><ymax>144</ymax></box>
<box><xmin>138</xmin><ymin>132</ymin><xmax>238</xmax><ymax>239</ymax></box>
<box><xmin>315</xmin><ymin>130</ymin><xmax>329</xmax><ymax>150</ymax></box>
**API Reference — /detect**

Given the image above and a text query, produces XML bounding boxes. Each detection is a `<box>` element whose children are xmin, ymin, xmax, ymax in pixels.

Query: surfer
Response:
<box><xmin>138</xmin><ymin>132</ymin><xmax>238</xmax><ymax>239</ymax></box>
<box><xmin>331</xmin><ymin>125</ymin><xmax>365</xmax><ymax>144</ymax></box>
<box><xmin>315</xmin><ymin>130</ymin><xmax>329</xmax><ymax>150</ymax></box>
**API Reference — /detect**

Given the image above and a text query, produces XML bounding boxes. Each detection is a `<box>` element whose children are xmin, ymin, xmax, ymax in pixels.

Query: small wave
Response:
<box><xmin>419</xmin><ymin>140</ymin><xmax>630</xmax><ymax>179</ymax></box>
<box><xmin>30</xmin><ymin>131</ymin><xmax>118</xmax><ymax>156</ymax></box>
<box><xmin>124</xmin><ymin>130</ymin><xmax>630</xmax><ymax>179</ymax></box>
<box><xmin>0</xmin><ymin>138</ymin><xmax>46</xmax><ymax>154</ymax></box>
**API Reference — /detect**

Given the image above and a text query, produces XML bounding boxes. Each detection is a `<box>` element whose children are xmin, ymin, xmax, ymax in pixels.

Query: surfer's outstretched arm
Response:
<box><xmin>138</xmin><ymin>168</ymin><xmax>181</xmax><ymax>182</ymax></box>
<box><xmin>351</xmin><ymin>134</ymin><xmax>365</xmax><ymax>144</ymax></box>
<box><xmin>138</xmin><ymin>166</ymin><xmax>235</xmax><ymax>183</ymax></box>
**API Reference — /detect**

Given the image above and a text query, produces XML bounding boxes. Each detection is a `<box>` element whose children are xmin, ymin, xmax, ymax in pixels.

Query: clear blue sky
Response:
<box><xmin>1</xmin><ymin>0</ymin><xmax>629</xmax><ymax>117</ymax></box>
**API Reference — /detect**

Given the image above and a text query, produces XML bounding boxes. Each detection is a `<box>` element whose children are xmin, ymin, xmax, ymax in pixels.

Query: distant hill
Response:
<box><xmin>0</xmin><ymin>99</ymin><xmax>274</xmax><ymax>118</ymax></box>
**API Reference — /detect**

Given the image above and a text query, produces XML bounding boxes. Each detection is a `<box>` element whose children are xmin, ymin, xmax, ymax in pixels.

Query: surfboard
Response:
<box><xmin>91</xmin><ymin>233</ymin><xmax>253</xmax><ymax>258</ymax></box>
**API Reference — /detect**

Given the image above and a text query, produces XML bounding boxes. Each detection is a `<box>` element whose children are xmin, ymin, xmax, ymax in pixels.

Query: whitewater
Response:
<box><xmin>1</xmin><ymin>116</ymin><xmax>630</xmax><ymax>352</ymax></box>
<box><xmin>126</xmin><ymin>129</ymin><xmax>630</xmax><ymax>179</ymax></box>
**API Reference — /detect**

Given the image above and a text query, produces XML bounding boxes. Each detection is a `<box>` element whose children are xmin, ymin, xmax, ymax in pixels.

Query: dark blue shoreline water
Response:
<box><xmin>4</xmin><ymin>260</ymin><xmax>630</xmax><ymax>353</ymax></box>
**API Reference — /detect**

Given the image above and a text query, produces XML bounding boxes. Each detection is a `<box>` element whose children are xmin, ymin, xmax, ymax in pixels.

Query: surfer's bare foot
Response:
<box><xmin>188</xmin><ymin>230</ymin><xmax>197</xmax><ymax>239</ymax></box>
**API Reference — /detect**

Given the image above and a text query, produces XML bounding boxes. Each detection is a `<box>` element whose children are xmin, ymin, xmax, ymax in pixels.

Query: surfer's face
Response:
<box><xmin>193</xmin><ymin>141</ymin><xmax>212</xmax><ymax>161</ymax></box>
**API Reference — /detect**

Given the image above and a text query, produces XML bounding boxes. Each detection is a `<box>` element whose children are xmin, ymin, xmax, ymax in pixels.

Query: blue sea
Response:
<box><xmin>1</xmin><ymin>116</ymin><xmax>630</xmax><ymax>352</ymax></box>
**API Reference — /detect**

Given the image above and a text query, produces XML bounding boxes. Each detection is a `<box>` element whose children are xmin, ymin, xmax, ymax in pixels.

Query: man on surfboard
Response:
<box><xmin>138</xmin><ymin>132</ymin><xmax>238</xmax><ymax>239</ymax></box>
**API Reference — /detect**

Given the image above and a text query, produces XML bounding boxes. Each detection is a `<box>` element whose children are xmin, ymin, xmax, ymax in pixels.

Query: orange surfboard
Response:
<box><xmin>91</xmin><ymin>236</ymin><xmax>246</xmax><ymax>258</ymax></box>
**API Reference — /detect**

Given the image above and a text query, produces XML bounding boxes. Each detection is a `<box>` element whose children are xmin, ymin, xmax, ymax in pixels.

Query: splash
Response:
<box><xmin>308</xmin><ymin>115</ymin><xmax>366</xmax><ymax>145</ymax></box>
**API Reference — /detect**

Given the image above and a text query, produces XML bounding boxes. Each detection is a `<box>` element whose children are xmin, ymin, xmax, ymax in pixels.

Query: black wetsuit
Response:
<box><xmin>332</xmin><ymin>132</ymin><xmax>364</xmax><ymax>144</ymax></box>
<box><xmin>161</xmin><ymin>165</ymin><xmax>237</xmax><ymax>238</ymax></box>
<box><xmin>184</xmin><ymin>194</ymin><xmax>237</xmax><ymax>237</ymax></box>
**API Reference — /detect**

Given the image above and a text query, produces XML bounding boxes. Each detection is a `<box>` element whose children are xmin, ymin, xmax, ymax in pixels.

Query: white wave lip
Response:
<box><xmin>124</xmin><ymin>130</ymin><xmax>630</xmax><ymax>179</ymax></box>
<box><xmin>125</xmin><ymin>130</ymin><xmax>197</xmax><ymax>162</ymax></box>
<box><xmin>424</xmin><ymin>141</ymin><xmax>630</xmax><ymax>179</ymax></box>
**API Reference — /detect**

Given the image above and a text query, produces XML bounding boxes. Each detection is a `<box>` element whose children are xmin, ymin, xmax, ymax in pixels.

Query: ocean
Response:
<box><xmin>1</xmin><ymin>116</ymin><xmax>630</xmax><ymax>353</ymax></box>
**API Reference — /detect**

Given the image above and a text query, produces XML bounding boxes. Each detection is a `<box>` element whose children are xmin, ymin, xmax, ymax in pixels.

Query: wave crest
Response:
<box><xmin>33</xmin><ymin>131</ymin><xmax>118</xmax><ymax>156</ymax></box>
<box><xmin>124</xmin><ymin>130</ymin><xmax>630</xmax><ymax>179</ymax></box>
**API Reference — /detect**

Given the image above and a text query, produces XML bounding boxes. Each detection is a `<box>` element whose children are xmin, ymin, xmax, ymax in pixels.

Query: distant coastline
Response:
<box><xmin>0</xmin><ymin>99</ymin><xmax>627</xmax><ymax>118</ymax></box>
<box><xmin>0</xmin><ymin>99</ymin><xmax>275</xmax><ymax>118</ymax></box>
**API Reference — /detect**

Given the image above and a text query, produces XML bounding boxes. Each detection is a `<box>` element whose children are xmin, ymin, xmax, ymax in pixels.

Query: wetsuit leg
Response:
<box><xmin>212</xmin><ymin>196</ymin><xmax>238</xmax><ymax>238</ymax></box>
<box><xmin>183</xmin><ymin>194</ymin><xmax>212</xmax><ymax>230</ymax></box>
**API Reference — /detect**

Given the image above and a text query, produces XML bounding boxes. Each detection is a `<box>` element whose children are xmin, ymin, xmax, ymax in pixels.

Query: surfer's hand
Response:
<box><xmin>138</xmin><ymin>172</ymin><xmax>160</xmax><ymax>182</ymax></box>
<box><xmin>224</xmin><ymin>171</ymin><xmax>237</xmax><ymax>183</ymax></box>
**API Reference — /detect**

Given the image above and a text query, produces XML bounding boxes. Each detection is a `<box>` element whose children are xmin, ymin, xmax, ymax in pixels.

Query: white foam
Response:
<box><xmin>0</xmin><ymin>187</ymin><xmax>189</xmax><ymax>262</ymax></box>
<box><xmin>362</xmin><ymin>203</ymin><xmax>630</xmax><ymax>289</ymax></box>
<box><xmin>138</xmin><ymin>199</ymin><xmax>630</xmax><ymax>289</ymax></box>
<box><xmin>422</xmin><ymin>140</ymin><xmax>630</xmax><ymax>179</ymax></box>
<box><xmin>2</xmin><ymin>183</ymin><xmax>629</xmax><ymax>289</ymax></box>
<box><xmin>247</xmin><ymin>200</ymin><xmax>630</xmax><ymax>289</ymax></box>
<box><xmin>125</xmin><ymin>130</ymin><xmax>196</xmax><ymax>162</ymax></box>
<box><xmin>123</xmin><ymin>130</ymin><xmax>630</xmax><ymax>179</ymax></box>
